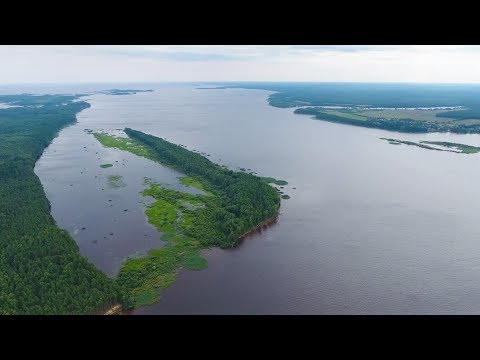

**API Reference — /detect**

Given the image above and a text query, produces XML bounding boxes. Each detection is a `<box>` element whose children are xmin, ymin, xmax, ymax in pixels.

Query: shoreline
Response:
<box><xmin>117</xmin><ymin>214</ymin><xmax>280</xmax><ymax>315</ymax></box>
<box><xmin>235</xmin><ymin>213</ymin><xmax>279</xmax><ymax>246</ymax></box>
<box><xmin>103</xmin><ymin>304</ymin><xmax>123</xmax><ymax>315</ymax></box>
<box><xmin>105</xmin><ymin>213</ymin><xmax>280</xmax><ymax>314</ymax></box>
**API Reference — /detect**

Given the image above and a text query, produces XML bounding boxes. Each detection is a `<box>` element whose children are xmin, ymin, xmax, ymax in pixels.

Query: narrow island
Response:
<box><xmin>421</xmin><ymin>141</ymin><xmax>480</xmax><ymax>154</ymax></box>
<box><xmin>380</xmin><ymin>138</ymin><xmax>480</xmax><ymax>154</ymax></box>
<box><xmin>93</xmin><ymin>129</ymin><xmax>282</xmax><ymax>308</ymax></box>
<box><xmin>100</xmin><ymin>163</ymin><xmax>113</xmax><ymax>168</ymax></box>
<box><xmin>98</xmin><ymin>89</ymin><xmax>154</xmax><ymax>96</ymax></box>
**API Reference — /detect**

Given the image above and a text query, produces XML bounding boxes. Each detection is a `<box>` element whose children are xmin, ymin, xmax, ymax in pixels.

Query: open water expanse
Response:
<box><xmin>29</xmin><ymin>83</ymin><xmax>480</xmax><ymax>314</ymax></box>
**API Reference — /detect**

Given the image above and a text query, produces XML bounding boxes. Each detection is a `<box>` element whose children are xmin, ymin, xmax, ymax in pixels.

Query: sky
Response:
<box><xmin>2</xmin><ymin>45</ymin><xmax>480</xmax><ymax>84</ymax></box>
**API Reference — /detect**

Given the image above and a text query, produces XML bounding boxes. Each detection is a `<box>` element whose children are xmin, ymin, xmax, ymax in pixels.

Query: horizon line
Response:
<box><xmin>3</xmin><ymin>80</ymin><xmax>480</xmax><ymax>86</ymax></box>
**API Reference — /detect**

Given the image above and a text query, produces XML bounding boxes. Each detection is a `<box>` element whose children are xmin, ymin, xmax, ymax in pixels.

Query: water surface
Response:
<box><xmin>33</xmin><ymin>84</ymin><xmax>480</xmax><ymax>314</ymax></box>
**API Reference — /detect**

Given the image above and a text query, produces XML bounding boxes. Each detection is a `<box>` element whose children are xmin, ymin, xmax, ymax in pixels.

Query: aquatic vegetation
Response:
<box><xmin>107</xmin><ymin>175</ymin><xmax>126</xmax><ymax>188</ymax></box>
<box><xmin>100</xmin><ymin>163</ymin><xmax>113</xmax><ymax>168</ymax></box>
<box><xmin>118</xmin><ymin>235</ymin><xmax>206</xmax><ymax>307</ymax></box>
<box><xmin>117</xmin><ymin>182</ymin><xmax>211</xmax><ymax>307</ymax></box>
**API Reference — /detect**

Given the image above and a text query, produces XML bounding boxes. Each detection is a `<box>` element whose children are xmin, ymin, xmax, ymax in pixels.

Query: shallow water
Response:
<box><xmin>32</xmin><ymin>84</ymin><xmax>480</xmax><ymax>314</ymax></box>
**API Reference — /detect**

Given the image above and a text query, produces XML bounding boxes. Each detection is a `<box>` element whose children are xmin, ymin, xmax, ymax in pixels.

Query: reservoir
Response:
<box><xmin>34</xmin><ymin>84</ymin><xmax>480</xmax><ymax>314</ymax></box>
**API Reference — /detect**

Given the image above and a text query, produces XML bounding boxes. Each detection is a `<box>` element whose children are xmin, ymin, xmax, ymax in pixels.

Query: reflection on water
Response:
<box><xmin>32</xmin><ymin>84</ymin><xmax>480</xmax><ymax>314</ymax></box>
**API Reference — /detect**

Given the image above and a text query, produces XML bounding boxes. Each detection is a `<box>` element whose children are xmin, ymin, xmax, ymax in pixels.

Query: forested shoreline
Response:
<box><xmin>0</xmin><ymin>95</ymin><xmax>121</xmax><ymax>314</ymax></box>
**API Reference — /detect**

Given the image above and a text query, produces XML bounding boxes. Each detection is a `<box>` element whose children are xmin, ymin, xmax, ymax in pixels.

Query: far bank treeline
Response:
<box><xmin>123</xmin><ymin>128</ymin><xmax>281</xmax><ymax>248</ymax></box>
<box><xmin>214</xmin><ymin>82</ymin><xmax>480</xmax><ymax>133</ymax></box>
<box><xmin>0</xmin><ymin>95</ymin><xmax>121</xmax><ymax>315</ymax></box>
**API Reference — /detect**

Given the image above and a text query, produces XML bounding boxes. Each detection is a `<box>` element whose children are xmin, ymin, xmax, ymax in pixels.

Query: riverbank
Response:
<box><xmin>237</xmin><ymin>216</ymin><xmax>279</xmax><ymax>243</ymax></box>
<box><xmin>104</xmin><ymin>304</ymin><xmax>123</xmax><ymax>315</ymax></box>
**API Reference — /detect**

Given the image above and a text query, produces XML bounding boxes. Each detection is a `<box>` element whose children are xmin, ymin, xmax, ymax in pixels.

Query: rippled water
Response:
<box><xmin>33</xmin><ymin>84</ymin><xmax>480</xmax><ymax>314</ymax></box>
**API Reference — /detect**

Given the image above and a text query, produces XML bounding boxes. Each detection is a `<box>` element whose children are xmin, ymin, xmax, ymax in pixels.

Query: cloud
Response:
<box><xmin>93</xmin><ymin>46</ymin><xmax>247</xmax><ymax>61</ymax></box>
<box><xmin>95</xmin><ymin>45</ymin><xmax>408</xmax><ymax>60</ymax></box>
<box><xmin>1</xmin><ymin>45</ymin><xmax>480</xmax><ymax>83</ymax></box>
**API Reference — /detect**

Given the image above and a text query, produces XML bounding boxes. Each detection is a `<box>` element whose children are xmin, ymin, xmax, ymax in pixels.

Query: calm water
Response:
<box><xmin>32</xmin><ymin>84</ymin><xmax>480</xmax><ymax>314</ymax></box>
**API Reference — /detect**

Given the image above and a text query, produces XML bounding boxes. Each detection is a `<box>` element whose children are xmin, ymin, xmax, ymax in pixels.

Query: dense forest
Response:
<box><xmin>94</xmin><ymin>129</ymin><xmax>282</xmax><ymax>307</ymax></box>
<box><xmin>124</xmin><ymin>128</ymin><xmax>281</xmax><ymax>247</ymax></box>
<box><xmin>0</xmin><ymin>95</ymin><xmax>121</xmax><ymax>314</ymax></box>
<box><xmin>214</xmin><ymin>82</ymin><xmax>480</xmax><ymax>109</ymax></box>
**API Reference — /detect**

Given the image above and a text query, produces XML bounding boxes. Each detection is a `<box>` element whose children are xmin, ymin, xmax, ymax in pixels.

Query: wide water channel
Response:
<box><xmin>34</xmin><ymin>84</ymin><xmax>480</xmax><ymax>314</ymax></box>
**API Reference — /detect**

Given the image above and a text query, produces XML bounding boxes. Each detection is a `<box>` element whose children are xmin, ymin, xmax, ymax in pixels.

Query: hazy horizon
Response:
<box><xmin>2</xmin><ymin>45</ymin><xmax>480</xmax><ymax>84</ymax></box>
<box><xmin>5</xmin><ymin>80</ymin><xmax>480</xmax><ymax>86</ymax></box>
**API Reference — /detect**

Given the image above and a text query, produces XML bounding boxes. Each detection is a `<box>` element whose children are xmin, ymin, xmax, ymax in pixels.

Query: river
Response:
<box><xmin>33</xmin><ymin>84</ymin><xmax>480</xmax><ymax>314</ymax></box>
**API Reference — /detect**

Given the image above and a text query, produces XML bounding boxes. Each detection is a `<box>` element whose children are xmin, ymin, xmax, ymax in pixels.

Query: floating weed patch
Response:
<box><xmin>107</xmin><ymin>175</ymin><xmax>126</xmax><ymax>188</ymax></box>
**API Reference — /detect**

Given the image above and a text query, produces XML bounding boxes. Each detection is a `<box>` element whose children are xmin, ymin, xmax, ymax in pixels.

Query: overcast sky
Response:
<box><xmin>2</xmin><ymin>45</ymin><xmax>480</xmax><ymax>84</ymax></box>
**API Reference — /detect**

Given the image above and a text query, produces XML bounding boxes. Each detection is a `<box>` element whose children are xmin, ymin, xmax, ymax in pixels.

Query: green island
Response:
<box><xmin>380</xmin><ymin>138</ymin><xmax>480</xmax><ymax>154</ymax></box>
<box><xmin>213</xmin><ymin>82</ymin><xmax>480</xmax><ymax>134</ymax></box>
<box><xmin>93</xmin><ymin>128</ymin><xmax>282</xmax><ymax>308</ymax></box>
<box><xmin>100</xmin><ymin>163</ymin><xmax>113</xmax><ymax>168</ymax></box>
<box><xmin>0</xmin><ymin>94</ymin><xmax>121</xmax><ymax>315</ymax></box>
